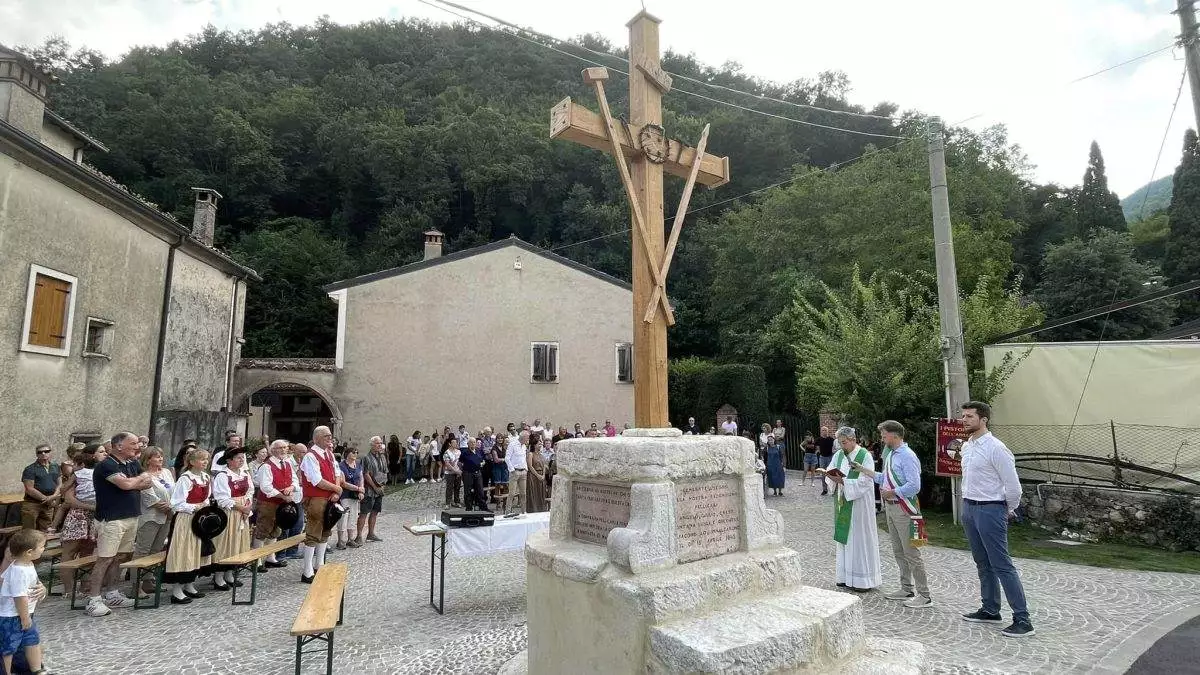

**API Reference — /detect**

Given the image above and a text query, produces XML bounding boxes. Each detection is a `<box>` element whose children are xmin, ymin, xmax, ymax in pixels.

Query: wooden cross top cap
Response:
<box><xmin>582</xmin><ymin>67</ymin><xmax>610</xmax><ymax>83</ymax></box>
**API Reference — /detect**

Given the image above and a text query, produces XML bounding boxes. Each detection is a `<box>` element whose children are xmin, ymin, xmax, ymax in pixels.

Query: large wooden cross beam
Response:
<box><xmin>549</xmin><ymin>11</ymin><xmax>730</xmax><ymax>428</ymax></box>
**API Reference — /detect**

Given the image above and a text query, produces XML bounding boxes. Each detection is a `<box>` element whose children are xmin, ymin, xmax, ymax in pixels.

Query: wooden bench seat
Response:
<box><xmin>54</xmin><ymin>555</ymin><xmax>97</xmax><ymax>610</ymax></box>
<box><xmin>290</xmin><ymin>563</ymin><xmax>348</xmax><ymax>675</ymax></box>
<box><xmin>121</xmin><ymin>551</ymin><xmax>168</xmax><ymax>609</ymax></box>
<box><xmin>218</xmin><ymin>534</ymin><xmax>304</xmax><ymax>606</ymax></box>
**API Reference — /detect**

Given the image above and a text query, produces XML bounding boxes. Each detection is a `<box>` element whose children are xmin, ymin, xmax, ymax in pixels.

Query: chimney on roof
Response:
<box><xmin>190</xmin><ymin>187</ymin><xmax>222</xmax><ymax>246</ymax></box>
<box><xmin>0</xmin><ymin>47</ymin><xmax>51</xmax><ymax>139</ymax></box>
<box><xmin>424</xmin><ymin>230</ymin><xmax>444</xmax><ymax>261</ymax></box>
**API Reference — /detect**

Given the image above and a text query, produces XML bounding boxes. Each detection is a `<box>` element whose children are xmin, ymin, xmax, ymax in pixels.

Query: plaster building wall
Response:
<box><xmin>159</xmin><ymin>251</ymin><xmax>244</xmax><ymax>412</ymax></box>
<box><xmin>0</xmin><ymin>151</ymin><xmax>169</xmax><ymax>488</ymax></box>
<box><xmin>332</xmin><ymin>242</ymin><xmax>634</xmax><ymax>442</ymax></box>
<box><xmin>37</xmin><ymin>123</ymin><xmax>77</xmax><ymax>161</ymax></box>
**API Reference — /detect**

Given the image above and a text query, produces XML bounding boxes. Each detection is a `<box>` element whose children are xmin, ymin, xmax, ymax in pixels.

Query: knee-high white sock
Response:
<box><xmin>302</xmin><ymin>544</ymin><xmax>315</xmax><ymax>577</ymax></box>
<box><xmin>264</xmin><ymin>538</ymin><xmax>278</xmax><ymax>563</ymax></box>
<box><xmin>183</xmin><ymin>582</ymin><xmax>198</xmax><ymax>594</ymax></box>
<box><xmin>224</xmin><ymin>570</ymin><xmax>235</xmax><ymax>584</ymax></box>
<box><xmin>171</xmin><ymin>583</ymin><xmax>186</xmax><ymax>600</ymax></box>
<box><xmin>314</xmin><ymin>543</ymin><xmax>327</xmax><ymax>570</ymax></box>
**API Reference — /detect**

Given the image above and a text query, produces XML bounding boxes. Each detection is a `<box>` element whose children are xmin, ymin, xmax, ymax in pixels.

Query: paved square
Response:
<box><xmin>33</xmin><ymin>472</ymin><xmax>1200</xmax><ymax>674</ymax></box>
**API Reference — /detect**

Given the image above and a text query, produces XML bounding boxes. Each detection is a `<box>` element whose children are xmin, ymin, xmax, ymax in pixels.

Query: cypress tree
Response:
<box><xmin>1164</xmin><ymin>129</ymin><xmax>1200</xmax><ymax>320</ymax></box>
<box><xmin>1074</xmin><ymin>141</ymin><xmax>1127</xmax><ymax>235</ymax></box>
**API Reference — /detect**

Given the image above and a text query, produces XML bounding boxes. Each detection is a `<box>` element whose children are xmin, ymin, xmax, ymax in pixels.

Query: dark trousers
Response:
<box><xmin>963</xmin><ymin>500</ymin><xmax>1030</xmax><ymax>622</ymax></box>
<box><xmin>283</xmin><ymin>507</ymin><xmax>305</xmax><ymax>556</ymax></box>
<box><xmin>462</xmin><ymin>470</ymin><xmax>487</xmax><ymax>511</ymax></box>
<box><xmin>444</xmin><ymin>473</ymin><xmax>462</xmax><ymax>505</ymax></box>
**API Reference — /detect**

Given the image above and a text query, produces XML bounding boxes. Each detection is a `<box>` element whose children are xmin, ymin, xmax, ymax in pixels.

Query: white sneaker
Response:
<box><xmin>405</xmin><ymin>479</ymin><xmax>413</xmax><ymax>485</ymax></box>
<box><xmin>903</xmin><ymin>595</ymin><xmax>934</xmax><ymax>609</ymax></box>
<box><xmin>104</xmin><ymin>589</ymin><xmax>135</xmax><ymax>608</ymax></box>
<box><xmin>86</xmin><ymin>597</ymin><xmax>112</xmax><ymax>617</ymax></box>
<box><xmin>421</xmin><ymin>479</ymin><xmax>429</xmax><ymax>483</ymax></box>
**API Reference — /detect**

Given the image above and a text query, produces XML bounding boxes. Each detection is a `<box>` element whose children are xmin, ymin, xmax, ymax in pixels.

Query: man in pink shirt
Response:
<box><xmin>603</xmin><ymin>420</ymin><xmax>617</xmax><ymax>437</ymax></box>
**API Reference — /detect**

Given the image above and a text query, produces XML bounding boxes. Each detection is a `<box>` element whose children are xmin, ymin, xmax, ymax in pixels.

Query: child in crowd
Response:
<box><xmin>0</xmin><ymin>529</ymin><xmax>48</xmax><ymax>675</ymax></box>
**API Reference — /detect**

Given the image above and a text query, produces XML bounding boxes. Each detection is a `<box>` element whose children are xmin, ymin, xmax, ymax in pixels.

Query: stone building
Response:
<box><xmin>234</xmin><ymin>233</ymin><xmax>634</xmax><ymax>446</ymax></box>
<box><xmin>0</xmin><ymin>45</ymin><xmax>259</xmax><ymax>488</ymax></box>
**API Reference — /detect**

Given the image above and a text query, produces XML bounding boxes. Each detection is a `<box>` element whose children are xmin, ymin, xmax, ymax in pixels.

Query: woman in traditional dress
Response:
<box><xmin>526</xmin><ymin>444</ymin><xmax>548</xmax><ymax>513</ymax></box>
<box><xmin>825</xmin><ymin>427</ymin><xmax>881</xmax><ymax>593</ymax></box>
<box><xmin>164</xmin><ymin>448</ymin><xmax>213</xmax><ymax>604</ymax></box>
<box><xmin>211</xmin><ymin>447</ymin><xmax>254</xmax><ymax>590</ymax></box>
<box><xmin>765</xmin><ymin>434</ymin><xmax>786</xmax><ymax>496</ymax></box>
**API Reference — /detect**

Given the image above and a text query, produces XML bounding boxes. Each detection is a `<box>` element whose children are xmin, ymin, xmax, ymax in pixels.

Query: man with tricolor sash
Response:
<box><xmin>823</xmin><ymin>427</ymin><xmax>881</xmax><ymax>592</ymax></box>
<box><xmin>859</xmin><ymin>420</ymin><xmax>932</xmax><ymax>608</ymax></box>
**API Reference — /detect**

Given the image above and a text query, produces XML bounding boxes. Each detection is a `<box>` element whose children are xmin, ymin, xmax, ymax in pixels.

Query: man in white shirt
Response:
<box><xmin>720</xmin><ymin>416</ymin><xmax>738</xmax><ymax>435</ymax></box>
<box><xmin>959</xmin><ymin>401</ymin><xmax>1034</xmax><ymax>638</ymax></box>
<box><xmin>210</xmin><ymin>433</ymin><xmax>242</xmax><ymax>474</ymax></box>
<box><xmin>252</xmin><ymin>440</ymin><xmax>301</xmax><ymax>568</ymax></box>
<box><xmin>530</xmin><ymin>419</ymin><xmax>545</xmax><ymax>438</ymax></box>
<box><xmin>505</xmin><ymin>431</ymin><xmax>530</xmax><ymax>515</ymax></box>
<box><xmin>298</xmin><ymin>426</ymin><xmax>343</xmax><ymax>583</ymax></box>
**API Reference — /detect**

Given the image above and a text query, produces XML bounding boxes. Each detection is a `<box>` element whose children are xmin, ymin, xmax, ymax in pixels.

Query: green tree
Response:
<box><xmin>231</xmin><ymin>217</ymin><xmax>353</xmax><ymax>357</ymax></box>
<box><xmin>765</xmin><ymin>267</ymin><xmax>1038</xmax><ymax>442</ymax></box>
<box><xmin>1164</xmin><ymin>129</ymin><xmax>1200</xmax><ymax>321</ymax></box>
<box><xmin>1128</xmin><ymin>211</ymin><xmax>1170</xmax><ymax>266</ymax></box>
<box><xmin>1074</xmin><ymin>141</ymin><xmax>1126</xmax><ymax>235</ymax></box>
<box><xmin>1035</xmin><ymin>229</ymin><xmax>1172</xmax><ymax>340</ymax></box>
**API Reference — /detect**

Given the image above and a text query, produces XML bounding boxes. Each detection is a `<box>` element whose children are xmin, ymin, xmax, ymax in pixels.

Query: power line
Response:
<box><xmin>1066</xmin><ymin>43</ymin><xmax>1176</xmax><ymax>85</ymax></box>
<box><xmin>420</xmin><ymin>0</ymin><xmax>905</xmax><ymax>138</ymax></box>
<box><xmin>1059</xmin><ymin>59</ymin><xmax>1187</xmax><ymax>464</ymax></box>
<box><xmin>548</xmin><ymin>135</ymin><xmax>920</xmax><ymax>252</ymax></box>
<box><xmin>426</xmin><ymin>0</ymin><xmax>898</xmax><ymax>122</ymax></box>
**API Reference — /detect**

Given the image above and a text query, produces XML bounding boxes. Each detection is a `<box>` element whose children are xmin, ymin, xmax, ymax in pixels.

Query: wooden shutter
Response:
<box><xmin>617</xmin><ymin>344</ymin><xmax>632</xmax><ymax>382</ymax></box>
<box><xmin>547</xmin><ymin>344</ymin><xmax>558</xmax><ymax>382</ymax></box>
<box><xmin>532</xmin><ymin>344</ymin><xmax>546</xmax><ymax>381</ymax></box>
<box><xmin>27</xmin><ymin>274</ymin><xmax>72</xmax><ymax>349</ymax></box>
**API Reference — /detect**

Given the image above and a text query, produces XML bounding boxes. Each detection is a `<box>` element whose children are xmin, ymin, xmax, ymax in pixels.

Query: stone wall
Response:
<box><xmin>1024</xmin><ymin>484</ymin><xmax>1200</xmax><ymax>551</ymax></box>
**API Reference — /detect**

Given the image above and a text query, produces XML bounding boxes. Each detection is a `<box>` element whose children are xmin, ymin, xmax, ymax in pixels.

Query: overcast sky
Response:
<box><xmin>0</xmin><ymin>0</ymin><xmax>1190</xmax><ymax>197</ymax></box>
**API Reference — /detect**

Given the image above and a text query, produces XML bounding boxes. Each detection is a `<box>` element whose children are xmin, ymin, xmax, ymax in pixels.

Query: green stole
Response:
<box><xmin>832</xmin><ymin>447</ymin><xmax>868</xmax><ymax>545</ymax></box>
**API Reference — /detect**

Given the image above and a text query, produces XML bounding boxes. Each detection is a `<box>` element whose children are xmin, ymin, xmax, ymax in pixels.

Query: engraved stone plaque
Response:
<box><xmin>675</xmin><ymin>478</ymin><xmax>741</xmax><ymax>563</ymax></box>
<box><xmin>572</xmin><ymin>481</ymin><xmax>631</xmax><ymax>545</ymax></box>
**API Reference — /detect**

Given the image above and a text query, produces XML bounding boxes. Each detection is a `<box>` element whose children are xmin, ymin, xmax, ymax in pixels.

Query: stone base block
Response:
<box><xmin>831</xmin><ymin>638</ymin><xmax>927</xmax><ymax>675</ymax></box>
<box><xmin>648</xmin><ymin>604</ymin><xmax>824</xmax><ymax>673</ymax></box>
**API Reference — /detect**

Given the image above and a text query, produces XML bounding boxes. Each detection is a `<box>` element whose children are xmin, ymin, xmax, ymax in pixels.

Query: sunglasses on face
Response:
<box><xmin>36</xmin><ymin>450</ymin><xmax>51</xmax><ymax>455</ymax></box>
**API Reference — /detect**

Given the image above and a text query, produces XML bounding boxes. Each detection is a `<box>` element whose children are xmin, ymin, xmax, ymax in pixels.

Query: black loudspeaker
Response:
<box><xmin>441</xmin><ymin>509</ymin><xmax>495</xmax><ymax>528</ymax></box>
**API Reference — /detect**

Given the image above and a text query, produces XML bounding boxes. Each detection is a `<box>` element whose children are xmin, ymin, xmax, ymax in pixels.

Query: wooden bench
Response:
<box><xmin>121</xmin><ymin>551</ymin><xmax>167</xmax><ymax>609</ymax></box>
<box><xmin>290</xmin><ymin>563</ymin><xmax>347</xmax><ymax>675</ymax></box>
<box><xmin>218</xmin><ymin>534</ymin><xmax>305</xmax><ymax>606</ymax></box>
<box><xmin>54</xmin><ymin>555</ymin><xmax>97</xmax><ymax>610</ymax></box>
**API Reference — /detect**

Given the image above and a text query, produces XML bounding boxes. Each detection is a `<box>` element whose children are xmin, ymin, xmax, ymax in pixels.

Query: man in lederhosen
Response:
<box><xmin>298</xmin><ymin>426</ymin><xmax>343</xmax><ymax>583</ymax></box>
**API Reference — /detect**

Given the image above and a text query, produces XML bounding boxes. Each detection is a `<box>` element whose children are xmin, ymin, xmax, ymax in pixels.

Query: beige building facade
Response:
<box><xmin>0</xmin><ymin>45</ymin><xmax>258</xmax><ymax>489</ymax></box>
<box><xmin>234</xmin><ymin>235</ymin><xmax>635</xmax><ymax>446</ymax></box>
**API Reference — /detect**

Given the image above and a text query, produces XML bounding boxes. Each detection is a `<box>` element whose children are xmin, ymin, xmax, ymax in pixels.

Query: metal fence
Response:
<box><xmin>734</xmin><ymin>411</ymin><xmax>817</xmax><ymax>468</ymax></box>
<box><xmin>991</xmin><ymin>422</ymin><xmax>1200</xmax><ymax>494</ymax></box>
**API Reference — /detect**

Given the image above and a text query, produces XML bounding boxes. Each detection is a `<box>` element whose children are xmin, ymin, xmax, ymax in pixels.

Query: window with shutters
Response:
<box><xmin>531</xmin><ymin>342</ymin><xmax>559</xmax><ymax>383</ymax></box>
<box><xmin>615</xmin><ymin>342</ymin><xmax>634</xmax><ymax>383</ymax></box>
<box><xmin>20</xmin><ymin>265</ymin><xmax>77</xmax><ymax>357</ymax></box>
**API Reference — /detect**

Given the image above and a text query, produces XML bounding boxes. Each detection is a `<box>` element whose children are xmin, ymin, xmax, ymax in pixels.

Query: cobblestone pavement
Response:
<box><xmin>33</xmin><ymin>473</ymin><xmax>1200</xmax><ymax>674</ymax></box>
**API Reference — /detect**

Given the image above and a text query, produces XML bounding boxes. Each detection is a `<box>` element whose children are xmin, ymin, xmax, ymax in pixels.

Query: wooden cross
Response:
<box><xmin>549</xmin><ymin>11</ymin><xmax>730</xmax><ymax>427</ymax></box>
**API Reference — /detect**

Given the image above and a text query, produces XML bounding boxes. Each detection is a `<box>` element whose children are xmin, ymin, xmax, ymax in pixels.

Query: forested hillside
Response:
<box><xmin>28</xmin><ymin>18</ymin><xmax>1185</xmax><ymax>414</ymax></box>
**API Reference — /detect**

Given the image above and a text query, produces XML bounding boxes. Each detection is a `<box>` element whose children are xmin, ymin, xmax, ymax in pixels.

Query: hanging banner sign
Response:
<box><xmin>935</xmin><ymin>418</ymin><xmax>968</xmax><ymax>477</ymax></box>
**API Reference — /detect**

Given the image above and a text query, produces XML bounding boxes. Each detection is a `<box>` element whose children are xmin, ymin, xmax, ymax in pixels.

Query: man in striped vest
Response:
<box><xmin>299</xmin><ymin>426</ymin><xmax>343</xmax><ymax>583</ymax></box>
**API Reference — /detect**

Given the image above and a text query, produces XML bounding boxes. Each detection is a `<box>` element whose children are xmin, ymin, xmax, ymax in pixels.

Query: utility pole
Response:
<box><xmin>1177</xmin><ymin>0</ymin><xmax>1200</xmax><ymax>131</ymax></box>
<box><xmin>928</xmin><ymin>117</ymin><xmax>970</xmax><ymax>524</ymax></box>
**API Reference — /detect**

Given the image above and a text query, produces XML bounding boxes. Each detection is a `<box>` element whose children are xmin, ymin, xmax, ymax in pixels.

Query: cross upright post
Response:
<box><xmin>550</xmin><ymin>11</ymin><xmax>730</xmax><ymax>429</ymax></box>
<box><xmin>628</xmin><ymin>11</ymin><xmax>668</xmax><ymax>428</ymax></box>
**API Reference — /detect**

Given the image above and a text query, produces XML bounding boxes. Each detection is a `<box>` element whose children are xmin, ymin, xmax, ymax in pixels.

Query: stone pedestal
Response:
<box><xmin>516</xmin><ymin>429</ymin><xmax>927</xmax><ymax>674</ymax></box>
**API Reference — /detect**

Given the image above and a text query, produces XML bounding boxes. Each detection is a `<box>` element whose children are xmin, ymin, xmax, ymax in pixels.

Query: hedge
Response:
<box><xmin>668</xmin><ymin>359</ymin><xmax>769</xmax><ymax>430</ymax></box>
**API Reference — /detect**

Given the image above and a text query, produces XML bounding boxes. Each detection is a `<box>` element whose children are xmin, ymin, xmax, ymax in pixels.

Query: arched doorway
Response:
<box><xmin>240</xmin><ymin>383</ymin><xmax>341</xmax><ymax>446</ymax></box>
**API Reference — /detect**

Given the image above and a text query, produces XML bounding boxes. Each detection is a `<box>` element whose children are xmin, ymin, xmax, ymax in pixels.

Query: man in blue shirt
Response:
<box><xmin>863</xmin><ymin>420</ymin><xmax>932</xmax><ymax>608</ymax></box>
<box><xmin>459</xmin><ymin>438</ymin><xmax>489</xmax><ymax>513</ymax></box>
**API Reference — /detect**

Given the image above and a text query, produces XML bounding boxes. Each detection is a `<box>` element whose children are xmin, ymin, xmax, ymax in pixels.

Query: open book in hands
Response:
<box><xmin>815</xmin><ymin>467</ymin><xmax>846</xmax><ymax>479</ymax></box>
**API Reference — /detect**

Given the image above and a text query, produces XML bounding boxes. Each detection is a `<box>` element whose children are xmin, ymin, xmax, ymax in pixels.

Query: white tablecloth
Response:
<box><xmin>447</xmin><ymin>512</ymin><xmax>550</xmax><ymax>557</ymax></box>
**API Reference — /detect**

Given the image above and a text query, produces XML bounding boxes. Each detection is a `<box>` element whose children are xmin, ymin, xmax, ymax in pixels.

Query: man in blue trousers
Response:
<box><xmin>959</xmin><ymin>401</ymin><xmax>1035</xmax><ymax>638</ymax></box>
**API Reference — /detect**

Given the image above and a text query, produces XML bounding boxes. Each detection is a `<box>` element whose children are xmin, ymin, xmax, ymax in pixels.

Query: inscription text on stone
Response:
<box><xmin>572</xmin><ymin>482</ymin><xmax>631</xmax><ymax>545</ymax></box>
<box><xmin>675</xmin><ymin>479</ymin><xmax>741</xmax><ymax>563</ymax></box>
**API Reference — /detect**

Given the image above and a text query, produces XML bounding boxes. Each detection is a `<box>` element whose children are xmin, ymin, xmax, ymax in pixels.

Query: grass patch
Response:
<box><xmin>881</xmin><ymin>511</ymin><xmax>1200</xmax><ymax>575</ymax></box>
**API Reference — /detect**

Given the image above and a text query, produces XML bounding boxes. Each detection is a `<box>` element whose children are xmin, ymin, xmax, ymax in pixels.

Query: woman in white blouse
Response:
<box><xmin>134</xmin><ymin>447</ymin><xmax>175</xmax><ymax>596</ymax></box>
<box><xmin>163</xmin><ymin>448</ymin><xmax>212</xmax><ymax>604</ymax></box>
<box><xmin>211</xmin><ymin>447</ymin><xmax>254</xmax><ymax>591</ymax></box>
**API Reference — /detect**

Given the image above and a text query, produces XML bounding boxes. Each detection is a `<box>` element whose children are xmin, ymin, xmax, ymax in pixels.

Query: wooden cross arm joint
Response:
<box><xmin>550</xmin><ymin>97</ymin><xmax>730</xmax><ymax>188</ymax></box>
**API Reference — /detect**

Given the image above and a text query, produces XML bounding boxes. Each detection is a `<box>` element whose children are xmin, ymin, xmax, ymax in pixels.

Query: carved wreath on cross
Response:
<box><xmin>638</xmin><ymin>123</ymin><xmax>669</xmax><ymax>164</ymax></box>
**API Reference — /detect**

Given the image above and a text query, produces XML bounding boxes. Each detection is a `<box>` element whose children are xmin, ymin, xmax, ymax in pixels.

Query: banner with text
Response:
<box><xmin>935</xmin><ymin>418</ymin><xmax>968</xmax><ymax>477</ymax></box>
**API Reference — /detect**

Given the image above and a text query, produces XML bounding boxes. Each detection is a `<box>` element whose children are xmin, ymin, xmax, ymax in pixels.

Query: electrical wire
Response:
<box><xmin>548</xmin><ymin>135</ymin><xmax>921</xmax><ymax>252</ymax></box>
<box><xmin>419</xmin><ymin>0</ymin><xmax>905</xmax><ymax>138</ymax></box>
<box><xmin>1066</xmin><ymin>43</ymin><xmax>1176</xmax><ymax>85</ymax></box>
<box><xmin>425</xmin><ymin>0</ymin><xmax>898</xmax><ymax>122</ymax></box>
<box><xmin>1058</xmin><ymin>59</ymin><xmax>1187</xmax><ymax>473</ymax></box>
